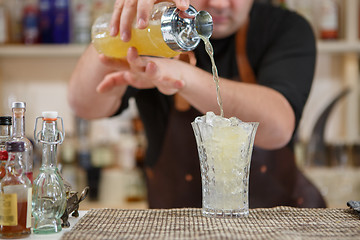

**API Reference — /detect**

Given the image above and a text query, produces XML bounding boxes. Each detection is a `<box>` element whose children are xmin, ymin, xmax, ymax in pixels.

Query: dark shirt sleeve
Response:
<box><xmin>248</xmin><ymin>6</ymin><xmax>316</xmax><ymax>131</ymax></box>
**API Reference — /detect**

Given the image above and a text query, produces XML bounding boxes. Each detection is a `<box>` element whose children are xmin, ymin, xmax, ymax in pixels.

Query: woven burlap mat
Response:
<box><xmin>61</xmin><ymin>207</ymin><xmax>360</xmax><ymax>240</ymax></box>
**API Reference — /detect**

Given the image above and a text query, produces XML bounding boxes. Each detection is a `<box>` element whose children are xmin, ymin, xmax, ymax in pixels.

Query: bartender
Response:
<box><xmin>68</xmin><ymin>0</ymin><xmax>326</xmax><ymax>208</ymax></box>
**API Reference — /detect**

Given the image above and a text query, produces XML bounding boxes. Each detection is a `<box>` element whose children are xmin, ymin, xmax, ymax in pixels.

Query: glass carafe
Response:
<box><xmin>91</xmin><ymin>2</ymin><xmax>213</xmax><ymax>58</ymax></box>
<box><xmin>32</xmin><ymin>111</ymin><xmax>66</xmax><ymax>234</ymax></box>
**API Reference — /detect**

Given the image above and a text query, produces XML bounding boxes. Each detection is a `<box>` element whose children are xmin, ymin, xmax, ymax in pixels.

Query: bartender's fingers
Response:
<box><xmin>111</xmin><ymin>0</ymin><xmax>190</xmax><ymax>39</ymax></box>
<box><xmin>174</xmin><ymin>0</ymin><xmax>190</xmax><ymax>11</ymax></box>
<box><xmin>136</xmin><ymin>0</ymin><xmax>156</xmax><ymax>29</ymax></box>
<box><xmin>157</xmin><ymin>76</ymin><xmax>185</xmax><ymax>95</ymax></box>
<box><xmin>146</xmin><ymin>61</ymin><xmax>184</xmax><ymax>95</ymax></box>
<box><xmin>124</xmin><ymin>71</ymin><xmax>155</xmax><ymax>89</ymax></box>
<box><xmin>99</xmin><ymin>54</ymin><xmax>129</xmax><ymax>69</ymax></box>
<box><xmin>110</xmin><ymin>0</ymin><xmax>124</xmax><ymax>37</ymax></box>
<box><xmin>136</xmin><ymin>0</ymin><xmax>190</xmax><ymax>29</ymax></box>
<box><xmin>98</xmin><ymin>70</ymin><xmax>154</xmax><ymax>93</ymax></box>
<box><xmin>96</xmin><ymin>71</ymin><xmax>129</xmax><ymax>93</ymax></box>
<box><xmin>110</xmin><ymin>0</ymin><xmax>137</xmax><ymax>41</ymax></box>
<box><xmin>127</xmin><ymin>47</ymin><xmax>147</xmax><ymax>72</ymax></box>
<box><xmin>119</xmin><ymin>0</ymin><xmax>139</xmax><ymax>41</ymax></box>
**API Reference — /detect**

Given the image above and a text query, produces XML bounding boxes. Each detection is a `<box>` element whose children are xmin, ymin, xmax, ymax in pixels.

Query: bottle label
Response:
<box><xmin>26</xmin><ymin>188</ymin><xmax>31</xmax><ymax>228</ymax></box>
<box><xmin>0</xmin><ymin>193</ymin><xmax>18</xmax><ymax>226</ymax></box>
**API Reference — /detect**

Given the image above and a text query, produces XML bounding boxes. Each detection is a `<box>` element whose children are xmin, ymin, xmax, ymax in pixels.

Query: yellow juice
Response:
<box><xmin>92</xmin><ymin>24</ymin><xmax>180</xmax><ymax>58</ymax></box>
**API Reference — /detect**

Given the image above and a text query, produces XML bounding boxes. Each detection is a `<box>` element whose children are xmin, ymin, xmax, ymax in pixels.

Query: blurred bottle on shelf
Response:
<box><xmin>91</xmin><ymin>0</ymin><xmax>113</xmax><ymax>23</ymax></box>
<box><xmin>295</xmin><ymin>0</ymin><xmax>314</xmax><ymax>26</ymax></box>
<box><xmin>75</xmin><ymin>117</ymin><xmax>100</xmax><ymax>201</ymax></box>
<box><xmin>59</xmin><ymin>133</ymin><xmax>77</xmax><ymax>189</ymax></box>
<box><xmin>125</xmin><ymin>117</ymin><xmax>147</xmax><ymax>203</ymax></box>
<box><xmin>319</xmin><ymin>0</ymin><xmax>339</xmax><ymax>40</ymax></box>
<box><xmin>0</xmin><ymin>0</ymin><xmax>10</xmax><ymax>44</ymax></box>
<box><xmin>72</xmin><ymin>0</ymin><xmax>91</xmax><ymax>44</ymax></box>
<box><xmin>9</xmin><ymin>0</ymin><xmax>23</xmax><ymax>43</ymax></box>
<box><xmin>53</xmin><ymin>0</ymin><xmax>70</xmax><ymax>43</ymax></box>
<box><xmin>132</xmin><ymin>117</ymin><xmax>146</xmax><ymax>168</ymax></box>
<box><xmin>22</xmin><ymin>0</ymin><xmax>40</xmax><ymax>44</ymax></box>
<box><xmin>38</xmin><ymin>0</ymin><xmax>54</xmax><ymax>43</ymax></box>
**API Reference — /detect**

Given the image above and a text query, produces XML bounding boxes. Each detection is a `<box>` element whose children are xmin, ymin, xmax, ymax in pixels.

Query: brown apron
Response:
<box><xmin>145</xmin><ymin>21</ymin><xmax>326</xmax><ymax>209</ymax></box>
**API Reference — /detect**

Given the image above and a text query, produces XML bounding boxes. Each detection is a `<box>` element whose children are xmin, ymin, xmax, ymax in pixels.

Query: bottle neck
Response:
<box><xmin>12</xmin><ymin>108</ymin><xmax>26</xmax><ymax>138</ymax></box>
<box><xmin>42</xmin><ymin>144</ymin><xmax>58</xmax><ymax>168</ymax></box>
<box><xmin>40</xmin><ymin>121</ymin><xmax>59</xmax><ymax>168</ymax></box>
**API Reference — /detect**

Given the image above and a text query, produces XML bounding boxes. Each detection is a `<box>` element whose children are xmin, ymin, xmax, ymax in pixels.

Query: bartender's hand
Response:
<box><xmin>110</xmin><ymin>0</ymin><xmax>190</xmax><ymax>41</ymax></box>
<box><xmin>96</xmin><ymin>47</ymin><xmax>186</xmax><ymax>95</ymax></box>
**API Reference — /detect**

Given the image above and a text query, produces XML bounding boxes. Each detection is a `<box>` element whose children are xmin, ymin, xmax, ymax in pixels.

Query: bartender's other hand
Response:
<box><xmin>97</xmin><ymin>47</ymin><xmax>184</xmax><ymax>95</ymax></box>
<box><xmin>110</xmin><ymin>0</ymin><xmax>190</xmax><ymax>41</ymax></box>
<box><xmin>96</xmin><ymin>47</ymin><xmax>156</xmax><ymax>93</ymax></box>
<box><xmin>126</xmin><ymin>47</ymin><xmax>185</xmax><ymax>95</ymax></box>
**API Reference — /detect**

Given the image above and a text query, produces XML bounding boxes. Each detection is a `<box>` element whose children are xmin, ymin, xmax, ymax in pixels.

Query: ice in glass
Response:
<box><xmin>192</xmin><ymin>112</ymin><xmax>258</xmax><ymax>217</ymax></box>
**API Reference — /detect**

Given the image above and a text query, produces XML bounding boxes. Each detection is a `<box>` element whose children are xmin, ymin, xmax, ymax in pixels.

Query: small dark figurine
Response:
<box><xmin>347</xmin><ymin>200</ymin><xmax>360</xmax><ymax>217</ymax></box>
<box><xmin>61</xmin><ymin>186</ymin><xmax>90</xmax><ymax>228</ymax></box>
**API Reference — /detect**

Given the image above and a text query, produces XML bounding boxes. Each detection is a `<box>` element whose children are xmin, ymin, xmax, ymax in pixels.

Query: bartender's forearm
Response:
<box><xmin>178</xmin><ymin>66</ymin><xmax>295</xmax><ymax>149</ymax></box>
<box><xmin>68</xmin><ymin>45</ymin><xmax>126</xmax><ymax>119</ymax></box>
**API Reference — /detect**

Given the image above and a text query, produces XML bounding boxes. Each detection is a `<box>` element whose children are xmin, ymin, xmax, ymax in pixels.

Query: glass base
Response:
<box><xmin>202</xmin><ymin>207</ymin><xmax>249</xmax><ymax>218</ymax></box>
<box><xmin>33</xmin><ymin>222</ymin><xmax>62</xmax><ymax>234</ymax></box>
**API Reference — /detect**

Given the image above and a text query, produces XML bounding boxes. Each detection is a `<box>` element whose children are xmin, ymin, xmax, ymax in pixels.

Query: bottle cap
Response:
<box><xmin>12</xmin><ymin>102</ymin><xmax>26</xmax><ymax>109</ymax></box>
<box><xmin>0</xmin><ymin>116</ymin><xmax>12</xmax><ymax>125</ymax></box>
<box><xmin>42</xmin><ymin>111</ymin><xmax>58</xmax><ymax>119</ymax></box>
<box><xmin>161</xmin><ymin>4</ymin><xmax>213</xmax><ymax>52</ymax></box>
<box><xmin>6</xmin><ymin>142</ymin><xmax>25</xmax><ymax>152</ymax></box>
<box><xmin>0</xmin><ymin>151</ymin><xmax>8</xmax><ymax>161</ymax></box>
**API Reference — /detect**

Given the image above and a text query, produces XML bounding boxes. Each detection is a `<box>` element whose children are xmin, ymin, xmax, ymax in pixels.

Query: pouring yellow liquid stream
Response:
<box><xmin>200</xmin><ymin>36</ymin><xmax>224</xmax><ymax>117</ymax></box>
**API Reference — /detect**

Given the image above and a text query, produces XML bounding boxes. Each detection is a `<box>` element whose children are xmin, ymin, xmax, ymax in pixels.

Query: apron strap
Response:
<box><xmin>235</xmin><ymin>18</ymin><xmax>256</xmax><ymax>84</ymax></box>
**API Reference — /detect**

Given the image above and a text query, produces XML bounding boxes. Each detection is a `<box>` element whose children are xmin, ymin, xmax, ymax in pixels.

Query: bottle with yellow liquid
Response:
<box><xmin>91</xmin><ymin>2</ymin><xmax>213</xmax><ymax>58</ymax></box>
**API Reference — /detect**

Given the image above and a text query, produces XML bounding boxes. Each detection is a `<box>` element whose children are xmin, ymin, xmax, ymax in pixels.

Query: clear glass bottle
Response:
<box><xmin>32</xmin><ymin>111</ymin><xmax>66</xmax><ymax>234</ymax></box>
<box><xmin>0</xmin><ymin>141</ymin><xmax>32</xmax><ymax>238</ymax></box>
<box><xmin>11</xmin><ymin>102</ymin><xmax>33</xmax><ymax>183</ymax></box>
<box><xmin>0</xmin><ymin>116</ymin><xmax>12</xmax><ymax>180</ymax></box>
<box><xmin>91</xmin><ymin>2</ymin><xmax>213</xmax><ymax>58</ymax></box>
